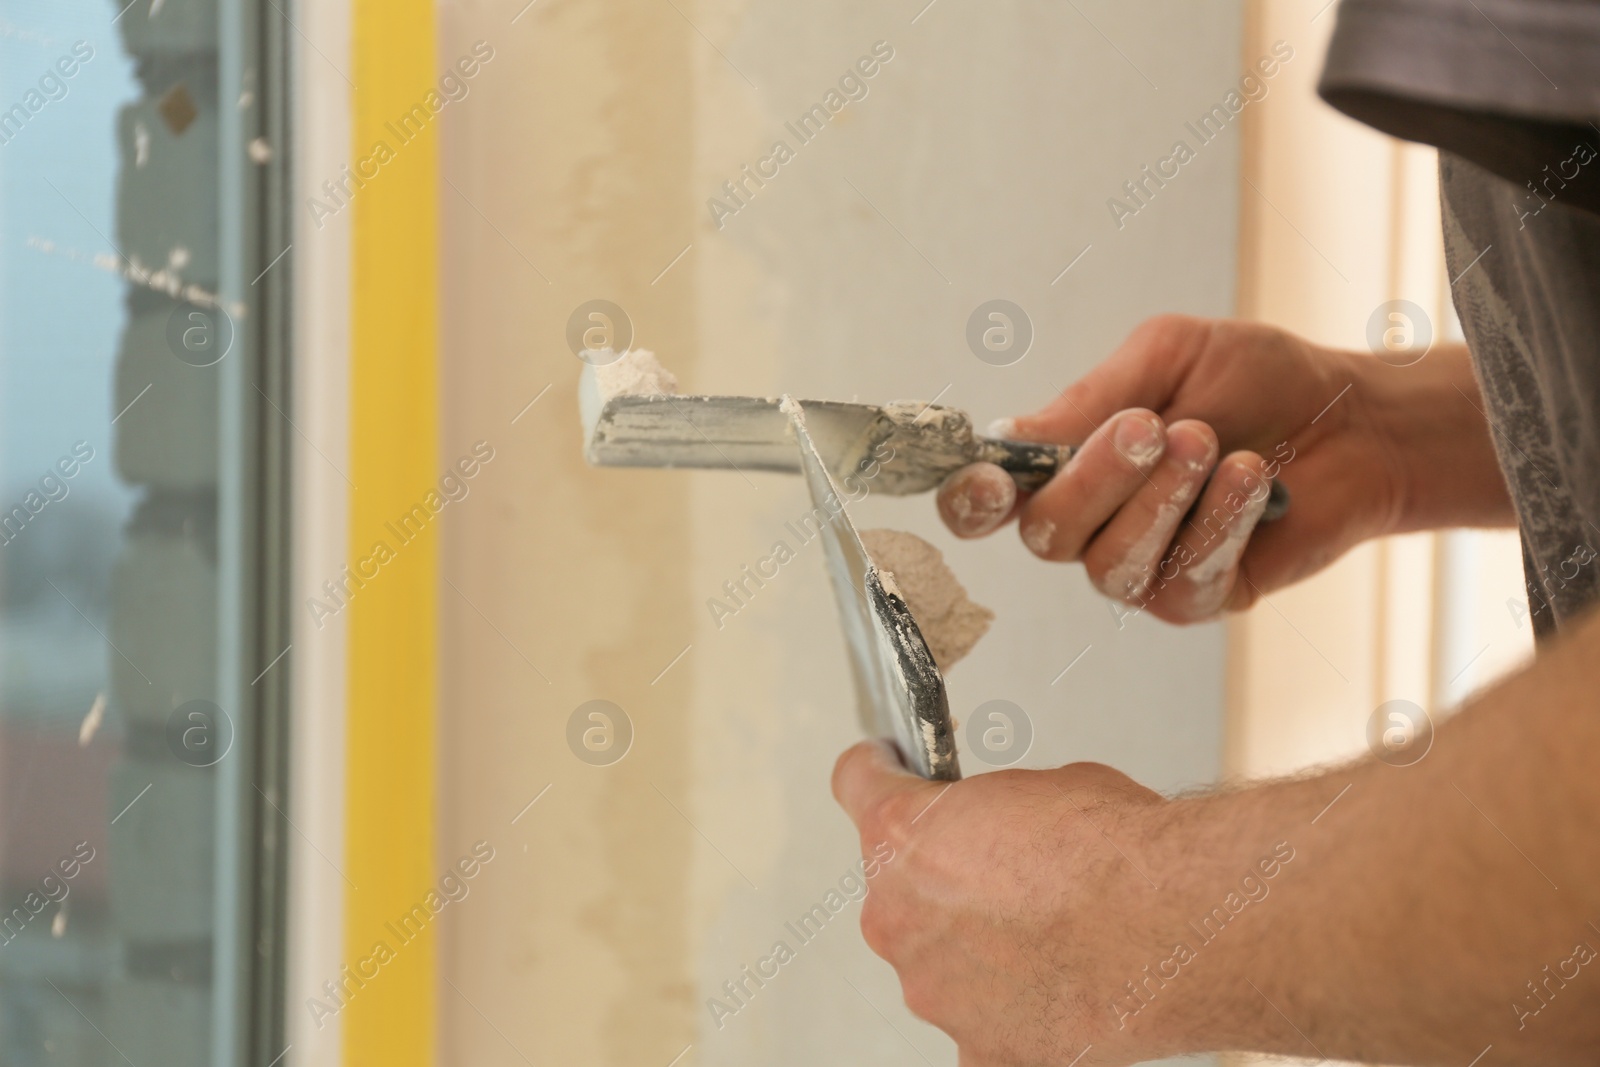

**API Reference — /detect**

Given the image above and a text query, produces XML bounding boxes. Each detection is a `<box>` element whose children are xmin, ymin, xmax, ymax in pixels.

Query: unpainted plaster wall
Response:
<box><xmin>437</xmin><ymin>2</ymin><xmax>1246</xmax><ymax>1063</ymax></box>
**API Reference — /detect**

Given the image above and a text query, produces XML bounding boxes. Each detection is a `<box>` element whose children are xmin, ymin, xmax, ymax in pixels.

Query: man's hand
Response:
<box><xmin>832</xmin><ymin>740</ymin><xmax>1185</xmax><ymax>1067</ymax></box>
<box><xmin>937</xmin><ymin>314</ymin><xmax>1511</xmax><ymax>622</ymax></box>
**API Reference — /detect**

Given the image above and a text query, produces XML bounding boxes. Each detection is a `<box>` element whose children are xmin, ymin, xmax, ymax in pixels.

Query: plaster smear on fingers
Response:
<box><xmin>590</xmin><ymin>348</ymin><xmax>678</xmax><ymax>399</ymax></box>
<box><xmin>986</xmin><ymin>416</ymin><xmax>1018</xmax><ymax>440</ymax></box>
<box><xmin>1102</xmin><ymin>481</ymin><xmax>1198</xmax><ymax>599</ymax></box>
<box><xmin>1184</xmin><ymin>490</ymin><xmax>1269</xmax><ymax>594</ymax></box>
<box><xmin>1121</xmin><ymin>431</ymin><xmax>1164</xmax><ymax>471</ymax></box>
<box><xmin>860</xmin><ymin>529</ymin><xmax>994</xmax><ymax>670</ymax></box>
<box><xmin>1102</xmin><ymin>505</ymin><xmax>1177</xmax><ymax>598</ymax></box>
<box><xmin>945</xmin><ymin>465</ymin><xmax>1014</xmax><ymax>533</ymax></box>
<box><xmin>1022</xmin><ymin>519</ymin><xmax>1055</xmax><ymax>556</ymax></box>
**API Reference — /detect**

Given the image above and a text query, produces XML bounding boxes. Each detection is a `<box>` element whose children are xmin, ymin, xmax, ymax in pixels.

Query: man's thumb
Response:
<box><xmin>832</xmin><ymin>739</ymin><xmax>932</xmax><ymax>827</ymax></box>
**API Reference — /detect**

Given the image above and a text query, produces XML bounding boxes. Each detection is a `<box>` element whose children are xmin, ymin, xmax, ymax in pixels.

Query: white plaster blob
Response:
<box><xmin>860</xmin><ymin>528</ymin><xmax>994</xmax><ymax>670</ymax></box>
<box><xmin>590</xmin><ymin>348</ymin><xmax>679</xmax><ymax>400</ymax></box>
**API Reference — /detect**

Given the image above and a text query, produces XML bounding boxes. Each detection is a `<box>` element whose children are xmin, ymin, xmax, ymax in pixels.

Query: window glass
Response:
<box><xmin>0</xmin><ymin>1</ymin><xmax>285</xmax><ymax>1064</ymax></box>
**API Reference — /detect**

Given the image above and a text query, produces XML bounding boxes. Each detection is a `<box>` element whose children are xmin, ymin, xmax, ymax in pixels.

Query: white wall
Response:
<box><xmin>436</xmin><ymin>2</ymin><xmax>1247</xmax><ymax>1064</ymax></box>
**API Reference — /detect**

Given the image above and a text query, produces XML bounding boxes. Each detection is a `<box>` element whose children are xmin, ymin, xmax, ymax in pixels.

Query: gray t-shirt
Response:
<box><xmin>1319</xmin><ymin>0</ymin><xmax>1600</xmax><ymax>639</ymax></box>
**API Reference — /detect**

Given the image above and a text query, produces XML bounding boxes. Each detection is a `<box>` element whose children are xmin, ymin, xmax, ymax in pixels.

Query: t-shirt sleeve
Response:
<box><xmin>1318</xmin><ymin>0</ymin><xmax>1600</xmax><ymax>216</ymax></box>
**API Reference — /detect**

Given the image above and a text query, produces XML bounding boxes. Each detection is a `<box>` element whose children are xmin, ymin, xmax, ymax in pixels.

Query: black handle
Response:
<box><xmin>977</xmin><ymin>436</ymin><xmax>1290</xmax><ymax>522</ymax></box>
<box><xmin>975</xmin><ymin>438</ymin><xmax>1069</xmax><ymax>491</ymax></box>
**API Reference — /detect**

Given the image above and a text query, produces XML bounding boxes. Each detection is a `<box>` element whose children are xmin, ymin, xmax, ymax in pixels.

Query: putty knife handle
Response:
<box><xmin>974</xmin><ymin>437</ymin><xmax>1071</xmax><ymax>491</ymax></box>
<box><xmin>976</xmin><ymin>437</ymin><xmax>1291</xmax><ymax>522</ymax></box>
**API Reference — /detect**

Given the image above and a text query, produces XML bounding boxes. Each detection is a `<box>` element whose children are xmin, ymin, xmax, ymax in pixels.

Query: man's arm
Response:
<box><xmin>834</xmin><ymin>612</ymin><xmax>1600</xmax><ymax>1066</ymax></box>
<box><xmin>1177</xmin><ymin>606</ymin><xmax>1600</xmax><ymax>1066</ymax></box>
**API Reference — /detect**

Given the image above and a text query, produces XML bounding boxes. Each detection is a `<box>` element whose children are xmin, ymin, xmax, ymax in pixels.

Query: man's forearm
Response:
<box><xmin>1150</xmin><ymin>610</ymin><xmax>1600</xmax><ymax>1064</ymax></box>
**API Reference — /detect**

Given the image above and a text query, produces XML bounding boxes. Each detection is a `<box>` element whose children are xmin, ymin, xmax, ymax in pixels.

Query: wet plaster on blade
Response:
<box><xmin>590</xmin><ymin>347</ymin><xmax>679</xmax><ymax>398</ymax></box>
<box><xmin>860</xmin><ymin>529</ymin><xmax>994</xmax><ymax>670</ymax></box>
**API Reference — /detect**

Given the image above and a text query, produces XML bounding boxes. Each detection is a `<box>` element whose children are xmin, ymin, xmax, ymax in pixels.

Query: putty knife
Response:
<box><xmin>785</xmin><ymin>397</ymin><xmax>960</xmax><ymax>781</ymax></box>
<box><xmin>580</xmin><ymin>365</ymin><xmax>1069</xmax><ymax>495</ymax></box>
<box><xmin>579</xmin><ymin>364</ymin><xmax>1290</xmax><ymax>517</ymax></box>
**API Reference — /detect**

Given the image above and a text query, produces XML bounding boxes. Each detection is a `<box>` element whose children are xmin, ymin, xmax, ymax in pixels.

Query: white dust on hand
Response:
<box><xmin>589</xmin><ymin>348</ymin><xmax>678</xmax><ymax>401</ymax></box>
<box><xmin>1101</xmin><ymin>479</ymin><xmax>1199</xmax><ymax>599</ymax></box>
<box><xmin>943</xmin><ymin>463</ymin><xmax>1014</xmax><ymax>534</ymax></box>
<box><xmin>1182</xmin><ymin>488</ymin><xmax>1269</xmax><ymax>613</ymax></box>
<box><xmin>860</xmin><ymin>529</ymin><xmax>994</xmax><ymax>670</ymax></box>
<box><xmin>1022</xmin><ymin>518</ymin><xmax>1055</xmax><ymax>557</ymax></box>
<box><xmin>1121</xmin><ymin>431</ymin><xmax>1164</xmax><ymax>471</ymax></box>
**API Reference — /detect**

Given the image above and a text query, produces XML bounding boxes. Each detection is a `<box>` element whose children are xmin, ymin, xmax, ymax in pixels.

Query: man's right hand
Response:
<box><xmin>936</xmin><ymin>314</ymin><xmax>1510</xmax><ymax>623</ymax></box>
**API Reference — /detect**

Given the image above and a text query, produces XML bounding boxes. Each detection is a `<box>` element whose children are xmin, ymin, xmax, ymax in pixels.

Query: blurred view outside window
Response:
<box><xmin>0</xmin><ymin>1</ymin><xmax>288</xmax><ymax>1064</ymax></box>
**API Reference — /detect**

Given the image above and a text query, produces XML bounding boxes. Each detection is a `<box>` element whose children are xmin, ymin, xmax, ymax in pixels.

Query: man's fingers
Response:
<box><xmin>1077</xmin><ymin>420</ymin><xmax>1218</xmax><ymax>599</ymax></box>
<box><xmin>1015</xmin><ymin>408</ymin><xmax>1166</xmax><ymax>561</ymax></box>
<box><xmin>937</xmin><ymin>462</ymin><xmax>1019</xmax><ymax>538</ymax></box>
<box><xmin>1144</xmin><ymin>451</ymin><xmax>1271</xmax><ymax>620</ymax></box>
<box><xmin>832</xmin><ymin>739</ymin><xmax>931</xmax><ymax>829</ymax></box>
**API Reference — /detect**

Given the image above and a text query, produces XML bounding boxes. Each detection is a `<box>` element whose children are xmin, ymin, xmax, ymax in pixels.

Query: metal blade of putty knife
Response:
<box><xmin>580</xmin><ymin>362</ymin><xmax>1070</xmax><ymax>495</ymax></box>
<box><xmin>580</xmin><ymin>362</ymin><xmax>1290</xmax><ymax>517</ymax></box>
<box><xmin>784</xmin><ymin>396</ymin><xmax>960</xmax><ymax>782</ymax></box>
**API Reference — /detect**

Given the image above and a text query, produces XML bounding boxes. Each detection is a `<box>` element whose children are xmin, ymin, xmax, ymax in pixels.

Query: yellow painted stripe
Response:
<box><xmin>346</xmin><ymin>1</ymin><xmax>437</xmax><ymax>1064</ymax></box>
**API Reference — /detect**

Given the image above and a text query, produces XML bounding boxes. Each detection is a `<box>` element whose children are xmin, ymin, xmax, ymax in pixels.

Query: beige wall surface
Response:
<box><xmin>434</xmin><ymin>1</ymin><xmax>1253</xmax><ymax>1064</ymax></box>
